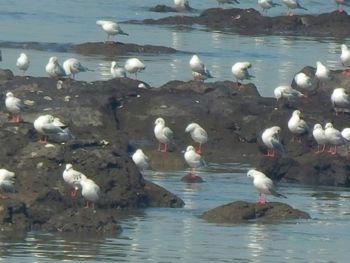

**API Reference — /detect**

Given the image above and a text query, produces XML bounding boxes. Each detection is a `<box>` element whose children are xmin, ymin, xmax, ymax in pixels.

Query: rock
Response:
<box><xmin>0</xmin><ymin>69</ymin><xmax>14</xmax><ymax>83</ymax></box>
<box><xmin>181</xmin><ymin>173</ymin><xmax>204</xmax><ymax>183</ymax></box>
<box><xmin>201</xmin><ymin>201</ymin><xmax>310</xmax><ymax>223</ymax></box>
<box><xmin>134</xmin><ymin>8</ymin><xmax>350</xmax><ymax>37</ymax></box>
<box><xmin>149</xmin><ymin>4</ymin><xmax>196</xmax><ymax>13</ymax></box>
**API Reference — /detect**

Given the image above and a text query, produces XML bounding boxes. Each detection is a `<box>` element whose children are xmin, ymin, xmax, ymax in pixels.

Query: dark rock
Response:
<box><xmin>201</xmin><ymin>201</ymin><xmax>310</xmax><ymax>223</ymax></box>
<box><xmin>133</xmin><ymin>8</ymin><xmax>350</xmax><ymax>37</ymax></box>
<box><xmin>181</xmin><ymin>173</ymin><xmax>204</xmax><ymax>183</ymax></box>
<box><xmin>0</xmin><ymin>69</ymin><xmax>14</xmax><ymax>83</ymax></box>
<box><xmin>149</xmin><ymin>4</ymin><xmax>196</xmax><ymax>13</ymax></box>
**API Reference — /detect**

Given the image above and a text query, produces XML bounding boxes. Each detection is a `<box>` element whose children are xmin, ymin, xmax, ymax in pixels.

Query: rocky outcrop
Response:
<box><xmin>149</xmin><ymin>4</ymin><xmax>196</xmax><ymax>13</ymax></box>
<box><xmin>132</xmin><ymin>8</ymin><xmax>350</xmax><ymax>37</ymax></box>
<box><xmin>201</xmin><ymin>201</ymin><xmax>311</xmax><ymax>223</ymax></box>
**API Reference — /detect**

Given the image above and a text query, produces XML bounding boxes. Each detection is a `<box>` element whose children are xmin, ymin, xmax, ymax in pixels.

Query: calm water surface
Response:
<box><xmin>1</xmin><ymin>1</ymin><xmax>350</xmax><ymax>262</ymax></box>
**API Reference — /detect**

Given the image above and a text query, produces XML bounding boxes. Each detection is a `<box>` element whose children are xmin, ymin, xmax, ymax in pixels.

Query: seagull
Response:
<box><xmin>313</xmin><ymin>124</ymin><xmax>327</xmax><ymax>154</ymax></box>
<box><xmin>16</xmin><ymin>53</ymin><xmax>29</xmax><ymax>75</ymax></box>
<box><xmin>216</xmin><ymin>0</ymin><xmax>240</xmax><ymax>7</ymax></box>
<box><xmin>335</xmin><ymin>0</ymin><xmax>350</xmax><ymax>12</ymax></box>
<box><xmin>274</xmin><ymin>85</ymin><xmax>307</xmax><ymax>102</ymax></box>
<box><xmin>174</xmin><ymin>0</ymin><xmax>191</xmax><ymax>10</ymax></box>
<box><xmin>110</xmin><ymin>61</ymin><xmax>126</xmax><ymax>78</ymax></box>
<box><xmin>63</xmin><ymin>58</ymin><xmax>91</xmax><ymax>79</ymax></box>
<box><xmin>331</xmin><ymin>87</ymin><xmax>350</xmax><ymax>115</ymax></box>
<box><xmin>45</xmin><ymin>56</ymin><xmax>66</xmax><ymax>78</ymax></box>
<box><xmin>282</xmin><ymin>0</ymin><xmax>307</xmax><ymax>16</ymax></box>
<box><xmin>261</xmin><ymin>126</ymin><xmax>284</xmax><ymax>157</ymax></box>
<box><xmin>154</xmin><ymin>117</ymin><xmax>174</xmax><ymax>153</ymax></box>
<box><xmin>185</xmin><ymin>123</ymin><xmax>208</xmax><ymax>154</ymax></box>
<box><xmin>132</xmin><ymin>149</ymin><xmax>150</xmax><ymax>171</ymax></box>
<box><xmin>0</xmin><ymin>169</ymin><xmax>15</xmax><ymax>199</ymax></box>
<box><xmin>258</xmin><ymin>0</ymin><xmax>281</xmax><ymax>14</ymax></box>
<box><xmin>294</xmin><ymin>72</ymin><xmax>313</xmax><ymax>95</ymax></box>
<box><xmin>324</xmin><ymin>122</ymin><xmax>345</xmax><ymax>155</ymax></box>
<box><xmin>34</xmin><ymin>115</ymin><xmax>72</xmax><ymax>144</ymax></box>
<box><xmin>247</xmin><ymin>169</ymin><xmax>287</xmax><ymax>204</ymax></box>
<box><xmin>341</xmin><ymin>127</ymin><xmax>350</xmax><ymax>154</ymax></box>
<box><xmin>80</xmin><ymin>177</ymin><xmax>100</xmax><ymax>209</ymax></box>
<box><xmin>315</xmin><ymin>61</ymin><xmax>331</xmax><ymax>81</ymax></box>
<box><xmin>340</xmin><ymin>44</ymin><xmax>350</xmax><ymax>76</ymax></box>
<box><xmin>287</xmin><ymin>110</ymin><xmax>309</xmax><ymax>143</ymax></box>
<box><xmin>231</xmin><ymin>62</ymin><xmax>254</xmax><ymax>88</ymax></box>
<box><xmin>124</xmin><ymin>58</ymin><xmax>145</xmax><ymax>79</ymax></box>
<box><xmin>189</xmin><ymin>55</ymin><xmax>213</xmax><ymax>81</ymax></box>
<box><xmin>96</xmin><ymin>20</ymin><xmax>128</xmax><ymax>43</ymax></box>
<box><xmin>62</xmin><ymin>164</ymin><xmax>87</xmax><ymax>199</ymax></box>
<box><xmin>184</xmin><ymin>145</ymin><xmax>206</xmax><ymax>178</ymax></box>
<box><xmin>5</xmin><ymin>92</ymin><xmax>25</xmax><ymax>123</ymax></box>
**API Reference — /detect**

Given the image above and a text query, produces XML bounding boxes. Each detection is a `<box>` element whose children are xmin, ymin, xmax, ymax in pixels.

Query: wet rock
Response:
<box><xmin>149</xmin><ymin>4</ymin><xmax>196</xmax><ymax>13</ymax></box>
<box><xmin>181</xmin><ymin>173</ymin><xmax>204</xmax><ymax>183</ymax></box>
<box><xmin>0</xmin><ymin>69</ymin><xmax>14</xmax><ymax>83</ymax></box>
<box><xmin>0</xmin><ymin>200</ymin><xmax>30</xmax><ymax>232</ymax></box>
<box><xmin>134</xmin><ymin>8</ymin><xmax>350</xmax><ymax>37</ymax></box>
<box><xmin>201</xmin><ymin>201</ymin><xmax>310</xmax><ymax>223</ymax></box>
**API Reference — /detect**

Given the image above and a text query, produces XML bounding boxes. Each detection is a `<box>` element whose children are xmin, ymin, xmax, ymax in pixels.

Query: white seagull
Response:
<box><xmin>261</xmin><ymin>126</ymin><xmax>284</xmax><ymax>157</ymax></box>
<box><xmin>258</xmin><ymin>0</ymin><xmax>281</xmax><ymax>14</ymax></box>
<box><xmin>154</xmin><ymin>117</ymin><xmax>174</xmax><ymax>153</ymax></box>
<box><xmin>189</xmin><ymin>55</ymin><xmax>213</xmax><ymax>81</ymax></box>
<box><xmin>185</xmin><ymin>123</ymin><xmax>208</xmax><ymax>154</ymax></box>
<box><xmin>96</xmin><ymin>20</ymin><xmax>128</xmax><ymax>43</ymax></box>
<box><xmin>247</xmin><ymin>169</ymin><xmax>287</xmax><ymax>204</ymax></box>
<box><xmin>5</xmin><ymin>92</ymin><xmax>25</xmax><ymax>123</ymax></box>
<box><xmin>331</xmin><ymin>87</ymin><xmax>350</xmax><ymax>115</ymax></box>
<box><xmin>313</xmin><ymin>124</ymin><xmax>327</xmax><ymax>154</ymax></box>
<box><xmin>184</xmin><ymin>145</ymin><xmax>206</xmax><ymax>177</ymax></box>
<box><xmin>216</xmin><ymin>0</ymin><xmax>240</xmax><ymax>6</ymax></box>
<box><xmin>341</xmin><ymin>127</ymin><xmax>350</xmax><ymax>154</ymax></box>
<box><xmin>335</xmin><ymin>0</ymin><xmax>350</xmax><ymax>12</ymax></box>
<box><xmin>0</xmin><ymin>169</ymin><xmax>15</xmax><ymax>199</ymax></box>
<box><xmin>287</xmin><ymin>110</ymin><xmax>309</xmax><ymax>143</ymax></box>
<box><xmin>45</xmin><ymin>56</ymin><xmax>66</xmax><ymax>78</ymax></box>
<box><xmin>294</xmin><ymin>72</ymin><xmax>313</xmax><ymax>94</ymax></box>
<box><xmin>63</xmin><ymin>58</ymin><xmax>91</xmax><ymax>79</ymax></box>
<box><xmin>174</xmin><ymin>0</ymin><xmax>190</xmax><ymax>10</ymax></box>
<box><xmin>274</xmin><ymin>85</ymin><xmax>307</xmax><ymax>102</ymax></box>
<box><xmin>16</xmin><ymin>53</ymin><xmax>29</xmax><ymax>75</ymax></box>
<box><xmin>34</xmin><ymin>115</ymin><xmax>72</xmax><ymax>144</ymax></box>
<box><xmin>62</xmin><ymin>164</ymin><xmax>87</xmax><ymax>199</ymax></box>
<box><xmin>124</xmin><ymin>58</ymin><xmax>146</xmax><ymax>79</ymax></box>
<box><xmin>340</xmin><ymin>44</ymin><xmax>350</xmax><ymax>76</ymax></box>
<box><xmin>282</xmin><ymin>0</ymin><xmax>307</xmax><ymax>16</ymax></box>
<box><xmin>315</xmin><ymin>61</ymin><xmax>330</xmax><ymax>81</ymax></box>
<box><xmin>324</xmin><ymin>123</ymin><xmax>345</xmax><ymax>155</ymax></box>
<box><xmin>132</xmin><ymin>149</ymin><xmax>150</xmax><ymax>171</ymax></box>
<box><xmin>231</xmin><ymin>62</ymin><xmax>254</xmax><ymax>88</ymax></box>
<box><xmin>80</xmin><ymin>177</ymin><xmax>101</xmax><ymax>209</ymax></box>
<box><xmin>110</xmin><ymin>61</ymin><xmax>126</xmax><ymax>78</ymax></box>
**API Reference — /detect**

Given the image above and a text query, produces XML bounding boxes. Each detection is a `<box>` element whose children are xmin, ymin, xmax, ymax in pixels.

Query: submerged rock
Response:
<box><xmin>201</xmin><ymin>201</ymin><xmax>311</xmax><ymax>223</ymax></box>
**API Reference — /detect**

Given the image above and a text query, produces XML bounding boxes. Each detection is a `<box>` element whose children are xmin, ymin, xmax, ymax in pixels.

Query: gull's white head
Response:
<box><xmin>247</xmin><ymin>169</ymin><xmax>257</xmax><ymax>178</ymax></box>
<box><xmin>185</xmin><ymin>123</ymin><xmax>199</xmax><ymax>132</ymax></box>
<box><xmin>325</xmin><ymin>123</ymin><xmax>333</xmax><ymax>129</ymax></box>
<box><xmin>154</xmin><ymin>117</ymin><xmax>165</xmax><ymax>126</ymax></box>
<box><xmin>186</xmin><ymin>145</ymin><xmax>195</xmax><ymax>152</ymax></box>
<box><xmin>49</xmin><ymin>56</ymin><xmax>58</xmax><ymax>64</ymax></box>
<box><xmin>6</xmin><ymin>92</ymin><xmax>14</xmax><ymax>98</ymax></box>
<box><xmin>341</xmin><ymin>44</ymin><xmax>348</xmax><ymax>53</ymax></box>
<box><xmin>111</xmin><ymin>61</ymin><xmax>117</xmax><ymax>68</ymax></box>
<box><xmin>292</xmin><ymin>110</ymin><xmax>301</xmax><ymax>117</ymax></box>
<box><xmin>65</xmin><ymin>164</ymin><xmax>73</xmax><ymax>171</ymax></box>
<box><xmin>313</xmin><ymin>123</ymin><xmax>323</xmax><ymax>131</ymax></box>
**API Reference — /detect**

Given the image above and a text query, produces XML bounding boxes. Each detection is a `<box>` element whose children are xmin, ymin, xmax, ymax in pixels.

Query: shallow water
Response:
<box><xmin>1</xmin><ymin>1</ymin><xmax>350</xmax><ymax>262</ymax></box>
<box><xmin>0</xmin><ymin>0</ymin><xmax>348</xmax><ymax>96</ymax></box>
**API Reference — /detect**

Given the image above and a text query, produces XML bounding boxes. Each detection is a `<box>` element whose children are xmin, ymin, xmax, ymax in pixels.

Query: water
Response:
<box><xmin>0</xmin><ymin>0</ymin><xmax>347</xmax><ymax>96</ymax></box>
<box><xmin>1</xmin><ymin>1</ymin><xmax>350</xmax><ymax>262</ymax></box>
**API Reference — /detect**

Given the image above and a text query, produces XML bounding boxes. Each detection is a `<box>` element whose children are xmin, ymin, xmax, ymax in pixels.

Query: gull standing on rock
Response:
<box><xmin>62</xmin><ymin>164</ymin><xmax>87</xmax><ymax>199</ymax></box>
<box><xmin>294</xmin><ymin>72</ymin><xmax>313</xmax><ymax>95</ymax></box>
<box><xmin>231</xmin><ymin>62</ymin><xmax>254</xmax><ymax>88</ymax></box>
<box><xmin>80</xmin><ymin>177</ymin><xmax>100</xmax><ymax>209</ymax></box>
<box><xmin>216</xmin><ymin>0</ymin><xmax>240</xmax><ymax>7</ymax></box>
<box><xmin>154</xmin><ymin>117</ymin><xmax>174</xmax><ymax>153</ymax></box>
<box><xmin>45</xmin><ymin>56</ymin><xmax>66</xmax><ymax>78</ymax></box>
<box><xmin>313</xmin><ymin>124</ymin><xmax>327</xmax><ymax>154</ymax></box>
<box><xmin>324</xmin><ymin>123</ymin><xmax>345</xmax><ymax>155</ymax></box>
<box><xmin>34</xmin><ymin>115</ymin><xmax>72</xmax><ymax>144</ymax></box>
<box><xmin>5</xmin><ymin>92</ymin><xmax>26</xmax><ymax>123</ymax></box>
<box><xmin>315</xmin><ymin>61</ymin><xmax>331</xmax><ymax>89</ymax></box>
<box><xmin>258</xmin><ymin>0</ymin><xmax>281</xmax><ymax>14</ymax></box>
<box><xmin>63</xmin><ymin>58</ymin><xmax>91</xmax><ymax>79</ymax></box>
<box><xmin>261</xmin><ymin>126</ymin><xmax>284</xmax><ymax>157</ymax></box>
<box><xmin>0</xmin><ymin>169</ymin><xmax>15</xmax><ymax>199</ymax></box>
<box><xmin>247</xmin><ymin>169</ymin><xmax>287</xmax><ymax>204</ymax></box>
<box><xmin>335</xmin><ymin>0</ymin><xmax>350</xmax><ymax>12</ymax></box>
<box><xmin>282</xmin><ymin>0</ymin><xmax>307</xmax><ymax>16</ymax></box>
<box><xmin>288</xmin><ymin>110</ymin><xmax>310</xmax><ymax>143</ymax></box>
<box><xmin>331</xmin><ymin>87</ymin><xmax>350</xmax><ymax>115</ymax></box>
<box><xmin>185</xmin><ymin>123</ymin><xmax>208</xmax><ymax>154</ymax></box>
<box><xmin>16</xmin><ymin>53</ymin><xmax>29</xmax><ymax>75</ymax></box>
<box><xmin>189</xmin><ymin>55</ymin><xmax>213</xmax><ymax>81</ymax></box>
<box><xmin>340</xmin><ymin>44</ymin><xmax>350</xmax><ymax>76</ymax></box>
<box><xmin>110</xmin><ymin>61</ymin><xmax>126</xmax><ymax>78</ymax></box>
<box><xmin>132</xmin><ymin>149</ymin><xmax>150</xmax><ymax>171</ymax></box>
<box><xmin>274</xmin><ymin>85</ymin><xmax>307</xmax><ymax>102</ymax></box>
<box><xmin>96</xmin><ymin>20</ymin><xmax>128</xmax><ymax>43</ymax></box>
<box><xmin>184</xmin><ymin>145</ymin><xmax>206</xmax><ymax>178</ymax></box>
<box><xmin>124</xmin><ymin>58</ymin><xmax>146</xmax><ymax>79</ymax></box>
